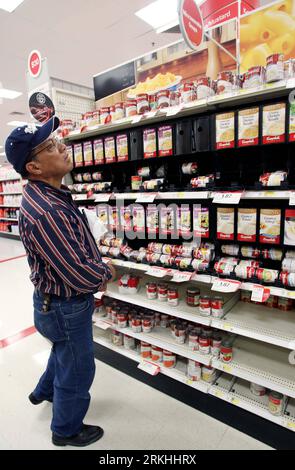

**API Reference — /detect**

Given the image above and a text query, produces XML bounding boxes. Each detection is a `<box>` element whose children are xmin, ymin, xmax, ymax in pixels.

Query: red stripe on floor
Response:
<box><xmin>0</xmin><ymin>326</ymin><xmax>36</xmax><ymax>349</ymax></box>
<box><xmin>0</xmin><ymin>254</ymin><xmax>26</xmax><ymax>264</ymax></box>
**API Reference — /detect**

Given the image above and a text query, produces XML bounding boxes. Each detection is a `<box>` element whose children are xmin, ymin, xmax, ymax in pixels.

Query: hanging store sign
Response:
<box><xmin>178</xmin><ymin>0</ymin><xmax>204</xmax><ymax>51</ymax></box>
<box><xmin>28</xmin><ymin>50</ymin><xmax>42</xmax><ymax>78</ymax></box>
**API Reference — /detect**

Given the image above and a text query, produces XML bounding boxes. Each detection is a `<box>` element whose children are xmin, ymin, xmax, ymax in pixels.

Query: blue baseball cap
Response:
<box><xmin>5</xmin><ymin>116</ymin><xmax>60</xmax><ymax>174</ymax></box>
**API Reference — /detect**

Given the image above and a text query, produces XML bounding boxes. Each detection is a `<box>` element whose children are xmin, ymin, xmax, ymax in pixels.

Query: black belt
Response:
<box><xmin>35</xmin><ymin>290</ymin><xmax>89</xmax><ymax>312</ymax></box>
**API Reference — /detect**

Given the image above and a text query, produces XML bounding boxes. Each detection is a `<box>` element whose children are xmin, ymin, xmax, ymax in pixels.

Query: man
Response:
<box><xmin>5</xmin><ymin>116</ymin><xmax>116</xmax><ymax>447</ymax></box>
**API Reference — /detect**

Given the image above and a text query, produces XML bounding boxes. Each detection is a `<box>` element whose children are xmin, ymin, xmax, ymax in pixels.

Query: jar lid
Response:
<box><xmin>213</xmin><ymin>296</ymin><xmax>224</xmax><ymax>301</ymax></box>
<box><xmin>270</xmin><ymin>391</ymin><xmax>283</xmax><ymax>399</ymax></box>
<box><xmin>221</xmin><ymin>339</ymin><xmax>233</xmax><ymax>347</ymax></box>
<box><xmin>212</xmin><ymin>332</ymin><xmax>222</xmax><ymax>340</ymax></box>
<box><xmin>187</xmin><ymin>288</ymin><xmax>200</xmax><ymax>294</ymax></box>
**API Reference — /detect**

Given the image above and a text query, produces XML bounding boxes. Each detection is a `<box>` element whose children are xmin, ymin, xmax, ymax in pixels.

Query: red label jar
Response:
<box><xmin>149</xmin><ymin>94</ymin><xmax>157</xmax><ymax>111</ymax></box>
<box><xmin>168</xmin><ymin>288</ymin><xmax>179</xmax><ymax>307</ymax></box>
<box><xmin>117</xmin><ymin>312</ymin><xmax>128</xmax><ymax>329</ymax></box>
<box><xmin>140</xmin><ymin>341</ymin><xmax>151</xmax><ymax>359</ymax></box>
<box><xmin>115</xmin><ymin>102</ymin><xmax>125</xmax><ymax>121</ymax></box>
<box><xmin>158</xmin><ymin>284</ymin><xmax>168</xmax><ymax>302</ymax></box>
<box><xmin>268</xmin><ymin>391</ymin><xmax>284</xmax><ymax>416</ymax></box>
<box><xmin>146</xmin><ymin>282</ymin><xmax>158</xmax><ymax>300</ymax></box>
<box><xmin>199</xmin><ymin>295</ymin><xmax>211</xmax><ymax>317</ymax></box>
<box><xmin>186</xmin><ymin>288</ymin><xmax>200</xmax><ymax>307</ymax></box>
<box><xmin>188</xmin><ymin>329</ymin><xmax>199</xmax><ymax>351</ymax></box>
<box><xmin>100</xmin><ymin>107</ymin><xmax>110</xmax><ymax>124</ymax></box>
<box><xmin>142</xmin><ymin>317</ymin><xmax>153</xmax><ymax>333</ymax></box>
<box><xmin>211</xmin><ymin>333</ymin><xmax>222</xmax><ymax>358</ymax></box>
<box><xmin>181</xmin><ymin>82</ymin><xmax>196</xmax><ymax>103</ymax></box>
<box><xmin>220</xmin><ymin>339</ymin><xmax>233</xmax><ymax>363</ymax></box>
<box><xmin>174</xmin><ymin>324</ymin><xmax>186</xmax><ymax>345</ymax></box>
<box><xmin>124</xmin><ymin>100</ymin><xmax>137</xmax><ymax>118</ymax></box>
<box><xmin>211</xmin><ymin>296</ymin><xmax>224</xmax><ymax>318</ymax></box>
<box><xmin>151</xmin><ymin>346</ymin><xmax>163</xmax><ymax>362</ymax></box>
<box><xmin>163</xmin><ymin>350</ymin><xmax>176</xmax><ymax>368</ymax></box>
<box><xmin>199</xmin><ymin>332</ymin><xmax>211</xmax><ymax>355</ymax></box>
<box><xmin>136</xmin><ymin>94</ymin><xmax>150</xmax><ymax>114</ymax></box>
<box><xmin>131</xmin><ymin>316</ymin><xmax>142</xmax><ymax>333</ymax></box>
<box><xmin>156</xmin><ymin>90</ymin><xmax>171</xmax><ymax>109</ymax></box>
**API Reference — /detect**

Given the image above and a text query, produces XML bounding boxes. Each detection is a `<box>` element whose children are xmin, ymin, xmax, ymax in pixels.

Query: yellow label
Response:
<box><xmin>287</xmin><ymin>291</ymin><xmax>295</xmax><ymax>299</ymax></box>
<box><xmin>186</xmin><ymin>379</ymin><xmax>193</xmax><ymax>385</ymax></box>
<box><xmin>223</xmin><ymin>365</ymin><xmax>232</xmax><ymax>373</ymax></box>
<box><xmin>223</xmin><ymin>323</ymin><xmax>232</xmax><ymax>331</ymax></box>
<box><xmin>177</xmin><ymin>192</ymin><xmax>185</xmax><ymax>199</ymax></box>
<box><xmin>287</xmin><ymin>421</ymin><xmax>295</xmax><ymax>430</ymax></box>
<box><xmin>232</xmin><ymin>398</ymin><xmax>240</xmax><ymax>405</ymax></box>
<box><xmin>215</xmin><ymin>391</ymin><xmax>224</xmax><ymax>399</ymax></box>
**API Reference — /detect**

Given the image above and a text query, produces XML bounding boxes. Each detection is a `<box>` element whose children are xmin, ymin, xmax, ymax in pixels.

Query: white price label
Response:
<box><xmin>251</xmin><ymin>285</ymin><xmax>264</xmax><ymax>303</ymax></box>
<box><xmin>287</xmin><ymin>78</ymin><xmax>295</xmax><ymax>89</ymax></box>
<box><xmin>94</xmin><ymin>194</ymin><xmax>112</xmax><ymax>202</ymax></box>
<box><xmin>191</xmin><ymin>274</ymin><xmax>212</xmax><ymax>284</ymax></box>
<box><xmin>171</xmin><ymin>271</ymin><xmax>193</xmax><ymax>283</ymax></box>
<box><xmin>102</xmin><ymin>257</ymin><xmax>112</xmax><ymax>263</ymax></box>
<box><xmin>289</xmin><ymin>192</ymin><xmax>295</xmax><ymax>206</ymax></box>
<box><xmin>94</xmin><ymin>320</ymin><xmax>111</xmax><ymax>330</ymax></box>
<box><xmin>165</xmin><ymin>105</ymin><xmax>183</xmax><ymax>116</ymax></box>
<box><xmin>138</xmin><ymin>361</ymin><xmax>160</xmax><ymax>376</ymax></box>
<box><xmin>132</xmin><ymin>115</ymin><xmax>143</xmax><ymax>124</ymax></box>
<box><xmin>213</xmin><ymin>192</ymin><xmax>243</xmax><ymax>204</ymax></box>
<box><xmin>145</xmin><ymin>110</ymin><xmax>158</xmax><ymax>119</ymax></box>
<box><xmin>94</xmin><ymin>290</ymin><xmax>106</xmax><ymax>300</ymax></box>
<box><xmin>135</xmin><ymin>193</ymin><xmax>157</xmax><ymax>203</ymax></box>
<box><xmin>73</xmin><ymin>194</ymin><xmax>88</xmax><ymax>201</ymax></box>
<box><xmin>212</xmin><ymin>279</ymin><xmax>241</xmax><ymax>293</ymax></box>
<box><xmin>146</xmin><ymin>266</ymin><xmax>169</xmax><ymax>278</ymax></box>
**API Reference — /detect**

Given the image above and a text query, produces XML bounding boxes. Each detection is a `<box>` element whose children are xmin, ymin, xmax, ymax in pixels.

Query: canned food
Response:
<box><xmin>188</xmin><ymin>329</ymin><xmax>199</xmax><ymax>351</ymax></box>
<box><xmin>156</xmin><ymin>90</ymin><xmax>171</xmax><ymax>109</ymax></box>
<box><xmin>160</xmin><ymin>313</ymin><xmax>169</xmax><ymax>328</ymax></box>
<box><xmin>142</xmin><ymin>317</ymin><xmax>153</xmax><ymax>333</ymax></box>
<box><xmin>136</xmin><ymin>94</ymin><xmax>150</xmax><ymax>114</ymax></box>
<box><xmin>217</xmin><ymin>71</ymin><xmax>234</xmax><ymax>95</ymax></box>
<box><xmin>264</xmin><ymin>295</ymin><xmax>278</xmax><ymax>308</ymax></box>
<box><xmin>170</xmin><ymin>91</ymin><xmax>181</xmax><ymax>107</ymax></box>
<box><xmin>256</xmin><ymin>268</ymin><xmax>279</xmax><ymax>283</ymax></box>
<box><xmin>214</xmin><ymin>262</ymin><xmax>234</xmax><ymax>276</ymax></box>
<box><xmin>266</xmin><ymin>54</ymin><xmax>284</xmax><ymax>83</ymax></box>
<box><xmin>241</xmin><ymin>246</ymin><xmax>260</xmax><ymax>258</ymax></box>
<box><xmin>199</xmin><ymin>296</ymin><xmax>211</xmax><ymax>317</ymax></box>
<box><xmin>111</xmin><ymin>330</ymin><xmax>123</xmax><ymax>346</ymax></box>
<box><xmin>115</xmin><ymin>102</ymin><xmax>125</xmax><ymax>121</ymax></box>
<box><xmin>172</xmin><ymin>245</ymin><xmax>193</xmax><ymax>257</ymax></box>
<box><xmin>124</xmin><ymin>100</ymin><xmax>137</xmax><ymax>118</ymax></box>
<box><xmin>163</xmin><ymin>350</ymin><xmax>176</xmax><ymax>368</ymax></box>
<box><xmin>149</xmin><ymin>94</ymin><xmax>157</xmax><ymax>111</ymax></box>
<box><xmin>138</xmin><ymin>166</ymin><xmax>150</xmax><ymax>178</ymax></box>
<box><xmin>277</xmin><ymin>297</ymin><xmax>293</xmax><ymax>311</ymax></box>
<box><xmin>186</xmin><ymin>288</ymin><xmax>200</xmax><ymax>307</ymax></box>
<box><xmin>100</xmin><ymin>107</ymin><xmax>110</xmax><ymax>124</ymax></box>
<box><xmin>158</xmin><ymin>284</ymin><xmax>168</xmax><ymax>302</ymax></box>
<box><xmin>221</xmin><ymin>244</ymin><xmax>239</xmax><ymax>256</ymax></box>
<box><xmin>151</xmin><ymin>345</ymin><xmax>163</xmax><ymax>362</ymax></box>
<box><xmin>202</xmin><ymin>365</ymin><xmax>216</xmax><ymax>383</ymax></box>
<box><xmin>123</xmin><ymin>335</ymin><xmax>136</xmax><ymax>350</ymax></box>
<box><xmin>117</xmin><ymin>312</ymin><xmax>128</xmax><ymax>329</ymax></box>
<box><xmin>131</xmin><ymin>176</ymin><xmax>142</xmax><ymax>191</ymax></box>
<box><xmin>174</xmin><ymin>324</ymin><xmax>186</xmax><ymax>344</ymax></box>
<box><xmin>220</xmin><ymin>339</ymin><xmax>233</xmax><ymax>363</ymax></box>
<box><xmin>140</xmin><ymin>341</ymin><xmax>151</xmax><ymax>359</ymax></box>
<box><xmin>195</xmin><ymin>77</ymin><xmax>215</xmax><ymax>99</ymax></box>
<box><xmin>92</xmin><ymin>172</ymin><xmax>102</xmax><ymax>181</ymax></box>
<box><xmin>211</xmin><ymin>333</ymin><xmax>222</xmax><ymax>358</ymax></box>
<box><xmin>187</xmin><ymin>359</ymin><xmax>201</xmax><ymax>381</ymax></box>
<box><xmin>250</xmin><ymin>382</ymin><xmax>266</xmax><ymax>396</ymax></box>
<box><xmin>182</xmin><ymin>162</ymin><xmax>198</xmax><ymax>175</ymax></box>
<box><xmin>235</xmin><ymin>265</ymin><xmax>256</xmax><ymax>280</ymax></box>
<box><xmin>131</xmin><ymin>316</ymin><xmax>142</xmax><ymax>333</ymax></box>
<box><xmin>146</xmin><ymin>282</ymin><xmax>158</xmax><ymax>300</ymax></box>
<box><xmin>268</xmin><ymin>391</ymin><xmax>284</xmax><ymax>416</ymax></box>
<box><xmin>174</xmin><ymin>257</ymin><xmax>192</xmax><ymax>269</ymax></box>
<box><xmin>181</xmin><ymin>82</ymin><xmax>196</xmax><ymax>103</ymax></box>
<box><xmin>192</xmin><ymin>259</ymin><xmax>209</xmax><ymax>272</ymax></box>
<box><xmin>211</xmin><ymin>296</ymin><xmax>224</xmax><ymax>319</ymax></box>
<box><xmin>168</xmin><ymin>288</ymin><xmax>179</xmax><ymax>307</ymax></box>
<box><xmin>199</xmin><ymin>331</ymin><xmax>211</xmax><ymax>355</ymax></box>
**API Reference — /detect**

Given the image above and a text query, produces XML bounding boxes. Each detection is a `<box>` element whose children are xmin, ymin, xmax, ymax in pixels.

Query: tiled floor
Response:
<box><xmin>0</xmin><ymin>237</ymin><xmax>272</xmax><ymax>450</ymax></box>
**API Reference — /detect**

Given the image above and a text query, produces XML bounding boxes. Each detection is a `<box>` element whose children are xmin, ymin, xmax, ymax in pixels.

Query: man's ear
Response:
<box><xmin>25</xmin><ymin>160</ymin><xmax>42</xmax><ymax>176</ymax></box>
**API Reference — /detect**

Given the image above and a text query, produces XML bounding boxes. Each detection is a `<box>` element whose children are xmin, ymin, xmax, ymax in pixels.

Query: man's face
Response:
<box><xmin>26</xmin><ymin>135</ymin><xmax>73</xmax><ymax>179</ymax></box>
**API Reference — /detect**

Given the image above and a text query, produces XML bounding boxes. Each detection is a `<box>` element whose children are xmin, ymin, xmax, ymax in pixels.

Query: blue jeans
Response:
<box><xmin>33</xmin><ymin>290</ymin><xmax>95</xmax><ymax>437</ymax></box>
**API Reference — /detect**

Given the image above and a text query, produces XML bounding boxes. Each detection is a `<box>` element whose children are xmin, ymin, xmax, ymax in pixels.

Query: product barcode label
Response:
<box><xmin>171</xmin><ymin>271</ymin><xmax>193</xmax><ymax>283</ymax></box>
<box><xmin>213</xmin><ymin>192</ymin><xmax>243</xmax><ymax>204</ymax></box>
<box><xmin>135</xmin><ymin>193</ymin><xmax>157</xmax><ymax>203</ymax></box>
<box><xmin>212</xmin><ymin>279</ymin><xmax>241</xmax><ymax>293</ymax></box>
<box><xmin>146</xmin><ymin>266</ymin><xmax>170</xmax><ymax>278</ymax></box>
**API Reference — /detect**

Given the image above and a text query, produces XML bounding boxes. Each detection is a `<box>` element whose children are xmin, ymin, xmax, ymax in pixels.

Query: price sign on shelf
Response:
<box><xmin>165</xmin><ymin>105</ymin><xmax>183</xmax><ymax>116</ymax></box>
<box><xmin>171</xmin><ymin>271</ymin><xmax>193</xmax><ymax>283</ymax></box>
<box><xmin>138</xmin><ymin>361</ymin><xmax>160</xmax><ymax>376</ymax></box>
<box><xmin>289</xmin><ymin>192</ymin><xmax>295</xmax><ymax>206</ymax></box>
<box><xmin>94</xmin><ymin>290</ymin><xmax>106</xmax><ymax>300</ymax></box>
<box><xmin>94</xmin><ymin>320</ymin><xmax>111</xmax><ymax>330</ymax></box>
<box><xmin>145</xmin><ymin>110</ymin><xmax>158</xmax><ymax>119</ymax></box>
<box><xmin>73</xmin><ymin>194</ymin><xmax>88</xmax><ymax>201</ymax></box>
<box><xmin>94</xmin><ymin>194</ymin><xmax>112</xmax><ymax>202</ymax></box>
<box><xmin>213</xmin><ymin>192</ymin><xmax>243</xmax><ymax>204</ymax></box>
<box><xmin>132</xmin><ymin>115</ymin><xmax>143</xmax><ymax>124</ymax></box>
<box><xmin>251</xmin><ymin>285</ymin><xmax>270</xmax><ymax>303</ymax></box>
<box><xmin>135</xmin><ymin>193</ymin><xmax>157</xmax><ymax>203</ymax></box>
<box><xmin>212</xmin><ymin>278</ymin><xmax>241</xmax><ymax>293</ymax></box>
<box><xmin>146</xmin><ymin>266</ymin><xmax>169</xmax><ymax>278</ymax></box>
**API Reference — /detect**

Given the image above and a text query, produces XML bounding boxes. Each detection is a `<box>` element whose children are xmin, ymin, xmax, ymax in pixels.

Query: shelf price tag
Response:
<box><xmin>223</xmin><ymin>364</ymin><xmax>232</xmax><ymax>373</ymax></box>
<box><xmin>289</xmin><ymin>192</ymin><xmax>295</xmax><ymax>206</ymax></box>
<box><xmin>102</xmin><ymin>257</ymin><xmax>112</xmax><ymax>263</ymax></box>
<box><xmin>165</xmin><ymin>105</ymin><xmax>183</xmax><ymax>116</ymax></box>
<box><xmin>94</xmin><ymin>290</ymin><xmax>106</xmax><ymax>300</ymax></box>
<box><xmin>145</xmin><ymin>110</ymin><xmax>158</xmax><ymax>119</ymax></box>
<box><xmin>135</xmin><ymin>193</ymin><xmax>157</xmax><ymax>203</ymax></box>
<box><xmin>94</xmin><ymin>320</ymin><xmax>111</xmax><ymax>330</ymax></box>
<box><xmin>94</xmin><ymin>194</ymin><xmax>112</xmax><ymax>202</ymax></box>
<box><xmin>251</xmin><ymin>285</ymin><xmax>270</xmax><ymax>303</ymax></box>
<box><xmin>138</xmin><ymin>361</ymin><xmax>160</xmax><ymax>376</ymax></box>
<box><xmin>213</xmin><ymin>192</ymin><xmax>243</xmax><ymax>204</ymax></box>
<box><xmin>286</xmin><ymin>421</ymin><xmax>295</xmax><ymax>430</ymax></box>
<box><xmin>191</xmin><ymin>273</ymin><xmax>212</xmax><ymax>284</ymax></box>
<box><xmin>212</xmin><ymin>279</ymin><xmax>241</xmax><ymax>293</ymax></box>
<box><xmin>231</xmin><ymin>397</ymin><xmax>240</xmax><ymax>406</ymax></box>
<box><xmin>146</xmin><ymin>266</ymin><xmax>169</xmax><ymax>278</ymax></box>
<box><xmin>171</xmin><ymin>271</ymin><xmax>193</xmax><ymax>283</ymax></box>
<box><xmin>132</xmin><ymin>115</ymin><xmax>143</xmax><ymax>124</ymax></box>
<box><xmin>72</xmin><ymin>194</ymin><xmax>88</xmax><ymax>201</ymax></box>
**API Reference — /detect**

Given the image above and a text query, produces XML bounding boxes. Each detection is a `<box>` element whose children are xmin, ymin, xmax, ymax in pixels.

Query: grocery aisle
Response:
<box><xmin>0</xmin><ymin>236</ymin><xmax>271</xmax><ymax>450</ymax></box>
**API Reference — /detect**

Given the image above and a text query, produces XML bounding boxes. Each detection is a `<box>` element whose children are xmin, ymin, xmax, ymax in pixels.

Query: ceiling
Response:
<box><xmin>0</xmin><ymin>0</ymin><xmax>180</xmax><ymax>161</ymax></box>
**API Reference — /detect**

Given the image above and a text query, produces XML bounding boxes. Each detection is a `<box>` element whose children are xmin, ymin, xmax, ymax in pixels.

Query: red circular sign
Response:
<box><xmin>28</xmin><ymin>50</ymin><xmax>42</xmax><ymax>78</ymax></box>
<box><xmin>179</xmin><ymin>0</ymin><xmax>204</xmax><ymax>50</ymax></box>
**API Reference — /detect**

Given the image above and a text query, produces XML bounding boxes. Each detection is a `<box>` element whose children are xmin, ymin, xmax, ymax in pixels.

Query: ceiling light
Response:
<box><xmin>0</xmin><ymin>0</ymin><xmax>25</xmax><ymax>13</ymax></box>
<box><xmin>7</xmin><ymin>121</ymin><xmax>28</xmax><ymax>127</ymax></box>
<box><xmin>0</xmin><ymin>89</ymin><xmax>22</xmax><ymax>99</ymax></box>
<box><xmin>135</xmin><ymin>0</ymin><xmax>179</xmax><ymax>31</ymax></box>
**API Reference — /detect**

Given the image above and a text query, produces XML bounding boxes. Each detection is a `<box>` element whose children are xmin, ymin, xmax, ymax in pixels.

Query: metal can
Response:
<box><xmin>188</xmin><ymin>329</ymin><xmax>199</xmax><ymax>351</ymax></box>
<box><xmin>156</xmin><ymin>90</ymin><xmax>171</xmax><ymax>109</ymax></box>
<box><xmin>182</xmin><ymin>162</ymin><xmax>198</xmax><ymax>175</ymax></box>
<box><xmin>155</xmin><ymin>312</ymin><xmax>161</xmax><ymax>327</ymax></box>
<box><xmin>211</xmin><ymin>296</ymin><xmax>224</xmax><ymax>318</ymax></box>
<box><xmin>124</xmin><ymin>100</ymin><xmax>137</xmax><ymax>117</ymax></box>
<box><xmin>211</xmin><ymin>333</ymin><xmax>222</xmax><ymax>358</ymax></box>
<box><xmin>160</xmin><ymin>314</ymin><xmax>169</xmax><ymax>328</ymax></box>
<box><xmin>186</xmin><ymin>288</ymin><xmax>200</xmax><ymax>307</ymax></box>
<box><xmin>199</xmin><ymin>295</ymin><xmax>211</xmax><ymax>317</ymax></box>
<box><xmin>151</xmin><ymin>345</ymin><xmax>163</xmax><ymax>362</ymax></box>
<box><xmin>256</xmin><ymin>268</ymin><xmax>278</xmax><ymax>283</ymax></box>
<box><xmin>131</xmin><ymin>176</ymin><xmax>142</xmax><ymax>191</ymax></box>
<box><xmin>277</xmin><ymin>297</ymin><xmax>293</xmax><ymax>311</ymax></box>
<box><xmin>168</xmin><ymin>288</ymin><xmax>179</xmax><ymax>307</ymax></box>
<box><xmin>100</xmin><ymin>107</ymin><xmax>110</xmax><ymax>124</ymax></box>
<box><xmin>117</xmin><ymin>312</ymin><xmax>128</xmax><ymax>329</ymax></box>
<box><xmin>187</xmin><ymin>359</ymin><xmax>201</xmax><ymax>381</ymax></box>
<box><xmin>115</xmin><ymin>102</ymin><xmax>125</xmax><ymax>121</ymax></box>
<box><xmin>131</xmin><ymin>316</ymin><xmax>142</xmax><ymax>333</ymax></box>
<box><xmin>111</xmin><ymin>330</ymin><xmax>123</xmax><ymax>346</ymax></box>
<box><xmin>240</xmin><ymin>289</ymin><xmax>252</xmax><ymax>302</ymax></box>
<box><xmin>264</xmin><ymin>295</ymin><xmax>278</xmax><ymax>309</ymax></box>
<box><xmin>149</xmin><ymin>94</ymin><xmax>157</xmax><ymax>111</ymax></box>
<box><xmin>202</xmin><ymin>365</ymin><xmax>217</xmax><ymax>383</ymax></box>
<box><xmin>146</xmin><ymin>282</ymin><xmax>158</xmax><ymax>300</ymax></box>
<box><xmin>136</xmin><ymin>94</ymin><xmax>150</xmax><ymax>114</ymax></box>
<box><xmin>199</xmin><ymin>331</ymin><xmax>211</xmax><ymax>355</ymax></box>
<box><xmin>268</xmin><ymin>391</ymin><xmax>284</xmax><ymax>416</ymax></box>
<box><xmin>92</xmin><ymin>172</ymin><xmax>102</xmax><ymax>181</ymax></box>
<box><xmin>124</xmin><ymin>335</ymin><xmax>136</xmax><ymax>351</ymax></box>
<box><xmin>250</xmin><ymin>382</ymin><xmax>266</xmax><ymax>396</ymax></box>
<box><xmin>163</xmin><ymin>350</ymin><xmax>176</xmax><ymax>368</ymax></box>
<box><xmin>220</xmin><ymin>339</ymin><xmax>233</xmax><ymax>363</ymax></box>
<box><xmin>140</xmin><ymin>341</ymin><xmax>151</xmax><ymax>359</ymax></box>
<box><xmin>175</xmin><ymin>324</ymin><xmax>186</xmax><ymax>344</ymax></box>
<box><xmin>158</xmin><ymin>284</ymin><xmax>168</xmax><ymax>302</ymax></box>
<box><xmin>138</xmin><ymin>167</ymin><xmax>150</xmax><ymax>178</ymax></box>
<box><xmin>266</xmin><ymin>53</ymin><xmax>284</xmax><ymax>83</ymax></box>
<box><xmin>217</xmin><ymin>71</ymin><xmax>234</xmax><ymax>95</ymax></box>
<box><xmin>142</xmin><ymin>317</ymin><xmax>153</xmax><ymax>333</ymax></box>
<box><xmin>195</xmin><ymin>77</ymin><xmax>215</xmax><ymax>99</ymax></box>
<box><xmin>181</xmin><ymin>82</ymin><xmax>196</xmax><ymax>103</ymax></box>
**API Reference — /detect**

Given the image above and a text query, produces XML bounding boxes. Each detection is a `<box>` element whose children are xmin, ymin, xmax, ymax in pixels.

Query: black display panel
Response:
<box><xmin>93</xmin><ymin>61</ymin><xmax>136</xmax><ymax>101</ymax></box>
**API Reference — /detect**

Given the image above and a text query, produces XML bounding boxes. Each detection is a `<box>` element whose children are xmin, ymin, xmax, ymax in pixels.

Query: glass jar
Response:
<box><xmin>168</xmin><ymin>287</ymin><xmax>179</xmax><ymax>307</ymax></box>
<box><xmin>186</xmin><ymin>288</ymin><xmax>200</xmax><ymax>307</ymax></box>
<box><xmin>220</xmin><ymin>339</ymin><xmax>233</xmax><ymax>363</ymax></box>
<box><xmin>199</xmin><ymin>295</ymin><xmax>211</xmax><ymax>317</ymax></box>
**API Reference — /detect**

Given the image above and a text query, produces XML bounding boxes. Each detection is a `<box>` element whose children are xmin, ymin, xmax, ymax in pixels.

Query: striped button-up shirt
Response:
<box><xmin>19</xmin><ymin>180</ymin><xmax>112</xmax><ymax>297</ymax></box>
